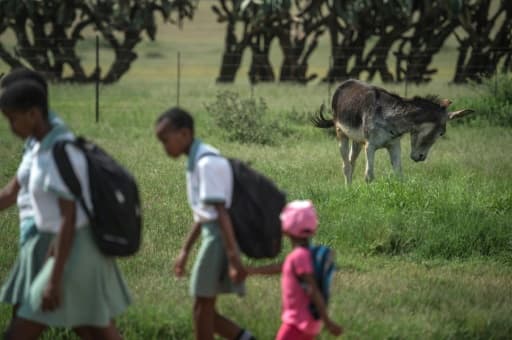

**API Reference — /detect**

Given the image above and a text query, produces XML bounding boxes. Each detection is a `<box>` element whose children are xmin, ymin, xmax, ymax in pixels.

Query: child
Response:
<box><xmin>248</xmin><ymin>200</ymin><xmax>343</xmax><ymax>340</ymax></box>
<box><xmin>0</xmin><ymin>68</ymin><xmax>65</xmax><ymax>333</ymax></box>
<box><xmin>0</xmin><ymin>76</ymin><xmax>131</xmax><ymax>339</ymax></box>
<box><xmin>155</xmin><ymin>107</ymin><xmax>254</xmax><ymax>340</ymax></box>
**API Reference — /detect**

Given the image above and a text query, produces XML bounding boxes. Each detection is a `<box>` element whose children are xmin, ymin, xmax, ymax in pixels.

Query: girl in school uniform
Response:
<box><xmin>0</xmin><ymin>68</ymin><xmax>65</xmax><ymax>332</ymax></box>
<box><xmin>0</xmin><ymin>78</ymin><xmax>131</xmax><ymax>340</ymax></box>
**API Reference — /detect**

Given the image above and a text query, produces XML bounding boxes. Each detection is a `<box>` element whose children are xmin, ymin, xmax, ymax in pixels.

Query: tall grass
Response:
<box><xmin>1</xmin><ymin>78</ymin><xmax>511</xmax><ymax>338</ymax></box>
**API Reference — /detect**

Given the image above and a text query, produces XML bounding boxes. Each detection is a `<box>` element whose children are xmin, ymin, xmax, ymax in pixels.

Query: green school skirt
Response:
<box><xmin>0</xmin><ymin>223</ymin><xmax>51</xmax><ymax>306</ymax></box>
<box><xmin>17</xmin><ymin>226</ymin><xmax>132</xmax><ymax>327</ymax></box>
<box><xmin>189</xmin><ymin>221</ymin><xmax>245</xmax><ymax>298</ymax></box>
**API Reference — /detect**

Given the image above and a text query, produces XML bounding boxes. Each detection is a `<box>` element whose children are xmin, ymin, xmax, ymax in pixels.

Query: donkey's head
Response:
<box><xmin>409</xmin><ymin>97</ymin><xmax>473</xmax><ymax>162</ymax></box>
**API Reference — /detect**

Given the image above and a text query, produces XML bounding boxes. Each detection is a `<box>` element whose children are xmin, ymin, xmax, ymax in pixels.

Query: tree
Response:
<box><xmin>324</xmin><ymin>0</ymin><xmax>414</xmax><ymax>83</ymax></box>
<box><xmin>0</xmin><ymin>0</ymin><xmax>197</xmax><ymax>83</ymax></box>
<box><xmin>277</xmin><ymin>0</ymin><xmax>327</xmax><ymax>83</ymax></box>
<box><xmin>452</xmin><ymin>0</ymin><xmax>512</xmax><ymax>83</ymax></box>
<box><xmin>213</xmin><ymin>0</ymin><xmax>326</xmax><ymax>84</ymax></box>
<box><xmin>394</xmin><ymin>1</ymin><xmax>459</xmax><ymax>84</ymax></box>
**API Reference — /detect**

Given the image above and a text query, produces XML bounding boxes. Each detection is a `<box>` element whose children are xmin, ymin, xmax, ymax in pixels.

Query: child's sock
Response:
<box><xmin>236</xmin><ymin>329</ymin><xmax>256</xmax><ymax>340</ymax></box>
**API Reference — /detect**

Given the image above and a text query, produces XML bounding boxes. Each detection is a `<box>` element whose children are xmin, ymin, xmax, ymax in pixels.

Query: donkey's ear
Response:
<box><xmin>440</xmin><ymin>98</ymin><xmax>452</xmax><ymax>108</ymax></box>
<box><xmin>448</xmin><ymin>109</ymin><xmax>474</xmax><ymax>120</ymax></box>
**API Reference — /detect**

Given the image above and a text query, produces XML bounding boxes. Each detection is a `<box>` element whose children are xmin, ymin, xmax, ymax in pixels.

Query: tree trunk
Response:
<box><xmin>216</xmin><ymin>20</ymin><xmax>246</xmax><ymax>83</ymax></box>
<box><xmin>248</xmin><ymin>33</ymin><xmax>275</xmax><ymax>84</ymax></box>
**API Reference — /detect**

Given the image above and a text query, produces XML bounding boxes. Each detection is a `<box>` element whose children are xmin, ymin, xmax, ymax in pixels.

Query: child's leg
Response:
<box><xmin>5</xmin><ymin>318</ymin><xmax>46</xmax><ymax>340</ymax></box>
<box><xmin>4</xmin><ymin>304</ymin><xmax>19</xmax><ymax>337</ymax></box>
<box><xmin>214</xmin><ymin>311</ymin><xmax>242</xmax><ymax>339</ymax></box>
<box><xmin>88</xmin><ymin>321</ymin><xmax>123</xmax><ymax>340</ymax></box>
<box><xmin>194</xmin><ymin>297</ymin><xmax>216</xmax><ymax>340</ymax></box>
<box><xmin>276</xmin><ymin>323</ymin><xmax>315</xmax><ymax>340</ymax></box>
<box><xmin>73</xmin><ymin>327</ymin><xmax>94</xmax><ymax>340</ymax></box>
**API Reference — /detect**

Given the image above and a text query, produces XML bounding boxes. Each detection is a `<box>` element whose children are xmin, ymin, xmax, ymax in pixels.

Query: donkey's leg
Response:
<box><xmin>338</xmin><ymin>135</ymin><xmax>352</xmax><ymax>185</ymax></box>
<box><xmin>386</xmin><ymin>140</ymin><xmax>402</xmax><ymax>177</ymax></box>
<box><xmin>364</xmin><ymin>143</ymin><xmax>376</xmax><ymax>183</ymax></box>
<box><xmin>349</xmin><ymin>141</ymin><xmax>363</xmax><ymax>173</ymax></box>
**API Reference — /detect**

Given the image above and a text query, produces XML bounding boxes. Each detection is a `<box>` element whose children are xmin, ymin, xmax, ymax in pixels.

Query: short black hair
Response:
<box><xmin>0</xmin><ymin>80</ymin><xmax>48</xmax><ymax>119</ymax></box>
<box><xmin>0</xmin><ymin>68</ymin><xmax>48</xmax><ymax>94</ymax></box>
<box><xmin>156</xmin><ymin>107</ymin><xmax>194</xmax><ymax>133</ymax></box>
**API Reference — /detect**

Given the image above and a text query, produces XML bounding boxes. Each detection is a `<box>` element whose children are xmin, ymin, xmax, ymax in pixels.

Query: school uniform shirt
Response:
<box><xmin>16</xmin><ymin>139</ymin><xmax>36</xmax><ymax>222</ymax></box>
<box><xmin>17</xmin><ymin>112</ymin><xmax>65</xmax><ymax>243</ymax></box>
<box><xmin>186</xmin><ymin>139</ymin><xmax>233</xmax><ymax>223</ymax></box>
<box><xmin>281</xmin><ymin>247</ymin><xmax>322</xmax><ymax>336</ymax></box>
<box><xmin>29</xmin><ymin>126</ymin><xmax>93</xmax><ymax>233</ymax></box>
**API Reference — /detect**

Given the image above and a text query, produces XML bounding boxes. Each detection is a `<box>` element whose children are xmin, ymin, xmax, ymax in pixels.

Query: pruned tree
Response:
<box><xmin>277</xmin><ymin>0</ymin><xmax>327</xmax><ymax>83</ymax></box>
<box><xmin>453</xmin><ymin>0</ymin><xmax>512</xmax><ymax>83</ymax></box>
<box><xmin>214</xmin><ymin>0</ymin><xmax>326</xmax><ymax>84</ymax></box>
<box><xmin>394</xmin><ymin>1</ymin><xmax>459</xmax><ymax>83</ymax></box>
<box><xmin>0</xmin><ymin>0</ymin><xmax>197</xmax><ymax>83</ymax></box>
<box><xmin>212</xmin><ymin>0</ymin><xmax>253</xmax><ymax>82</ymax></box>
<box><xmin>324</xmin><ymin>0</ymin><xmax>413</xmax><ymax>83</ymax></box>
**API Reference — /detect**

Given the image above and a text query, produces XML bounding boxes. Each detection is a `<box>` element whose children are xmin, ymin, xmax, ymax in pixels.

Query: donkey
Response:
<box><xmin>312</xmin><ymin>79</ymin><xmax>474</xmax><ymax>184</ymax></box>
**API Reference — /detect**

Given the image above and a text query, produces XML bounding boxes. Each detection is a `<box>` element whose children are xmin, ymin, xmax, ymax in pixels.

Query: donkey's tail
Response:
<box><xmin>311</xmin><ymin>104</ymin><xmax>334</xmax><ymax>128</ymax></box>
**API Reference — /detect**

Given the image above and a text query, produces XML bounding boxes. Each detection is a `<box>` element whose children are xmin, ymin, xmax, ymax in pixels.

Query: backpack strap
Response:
<box><xmin>52</xmin><ymin>139</ymin><xmax>94</xmax><ymax>223</ymax></box>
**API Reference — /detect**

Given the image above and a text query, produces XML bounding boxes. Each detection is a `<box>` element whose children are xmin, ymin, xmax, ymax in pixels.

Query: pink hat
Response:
<box><xmin>280</xmin><ymin>200</ymin><xmax>318</xmax><ymax>238</ymax></box>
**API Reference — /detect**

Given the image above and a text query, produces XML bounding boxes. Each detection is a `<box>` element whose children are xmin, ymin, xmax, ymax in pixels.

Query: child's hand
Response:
<box><xmin>174</xmin><ymin>250</ymin><xmax>188</xmax><ymax>277</ymax></box>
<box><xmin>245</xmin><ymin>266</ymin><xmax>257</xmax><ymax>275</ymax></box>
<box><xmin>42</xmin><ymin>281</ymin><xmax>61</xmax><ymax>311</ymax></box>
<box><xmin>325</xmin><ymin>318</ymin><xmax>343</xmax><ymax>337</ymax></box>
<box><xmin>228</xmin><ymin>259</ymin><xmax>247</xmax><ymax>283</ymax></box>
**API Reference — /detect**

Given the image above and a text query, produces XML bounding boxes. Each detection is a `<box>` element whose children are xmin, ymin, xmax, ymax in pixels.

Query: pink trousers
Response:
<box><xmin>276</xmin><ymin>323</ymin><xmax>316</xmax><ymax>340</ymax></box>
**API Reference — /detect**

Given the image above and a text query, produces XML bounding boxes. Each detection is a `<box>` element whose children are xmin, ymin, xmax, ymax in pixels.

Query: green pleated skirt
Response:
<box><xmin>189</xmin><ymin>221</ymin><xmax>245</xmax><ymax>298</ymax></box>
<box><xmin>18</xmin><ymin>226</ymin><xmax>132</xmax><ymax>327</ymax></box>
<box><xmin>0</xmin><ymin>225</ymin><xmax>51</xmax><ymax>306</ymax></box>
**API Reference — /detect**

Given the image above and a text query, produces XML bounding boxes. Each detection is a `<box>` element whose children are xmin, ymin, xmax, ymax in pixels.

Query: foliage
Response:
<box><xmin>455</xmin><ymin>74</ymin><xmax>512</xmax><ymax>127</ymax></box>
<box><xmin>205</xmin><ymin>90</ymin><xmax>290</xmax><ymax>145</ymax></box>
<box><xmin>214</xmin><ymin>0</ymin><xmax>511</xmax><ymax>84</ymax></box>
<box><xmin>0</xmin><ymin>0</ymin><xmax>197</xmax><ymax>83</ymax></box>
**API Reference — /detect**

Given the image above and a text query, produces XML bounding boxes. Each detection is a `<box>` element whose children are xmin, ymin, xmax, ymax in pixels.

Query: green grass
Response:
<box><xmin>1</xmin><ymin>6</ymin><xmax>512</xmax><ymax>340</ymax></box>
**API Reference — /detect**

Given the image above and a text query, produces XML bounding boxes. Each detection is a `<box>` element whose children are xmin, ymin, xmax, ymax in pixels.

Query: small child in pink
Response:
<box><xmin>248</xmin><ymin>200</ymin><xmax>343</xmax><ymax>340</ymax></box>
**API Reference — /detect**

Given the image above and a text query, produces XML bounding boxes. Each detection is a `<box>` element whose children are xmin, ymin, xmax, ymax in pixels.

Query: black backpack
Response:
<box><xmin>52</xmin><ymin>137</ymin><xmax>142</xmax><ymax>257</ymax></box>
<box><xmin>199</xmin><ymin>154</ymin><xmax>286</xmax><ymax>259</ymax></box>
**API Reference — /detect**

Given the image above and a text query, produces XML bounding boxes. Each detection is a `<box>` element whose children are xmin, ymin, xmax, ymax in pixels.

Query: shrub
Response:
<box><xmin>456</xmin><ymin>74</ymin><xmax>512</xmax><ymax>127</ymax></box>
<box><xmin>205</xmin><ymin>91</ymin><xmax>289</xmax><ymax>145</ymax></box>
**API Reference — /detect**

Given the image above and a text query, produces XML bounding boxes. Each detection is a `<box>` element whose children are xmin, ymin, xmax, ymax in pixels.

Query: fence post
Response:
<box><xmin>95</xmin><ymin>35</ymin><xmax>100</xmax><ymax>123</ymax></box>
<box><xmin>177</xmin><ymin>51</ymin><xmax>181</xmax><ymax>107</ymax></box>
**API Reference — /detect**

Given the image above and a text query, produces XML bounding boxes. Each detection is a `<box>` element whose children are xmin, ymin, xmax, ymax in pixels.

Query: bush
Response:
<box><xmin>205</xmin><ymin>91</ymin><xmax>289</xmax><ymax>145</ymax></box>
<box><xmin>456</xmin><ymin>74</ymin><xmax>512</xmax><ymax>127</ymax></box>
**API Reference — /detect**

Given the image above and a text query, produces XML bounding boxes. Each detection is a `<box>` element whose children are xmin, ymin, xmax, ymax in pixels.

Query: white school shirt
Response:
<box><xmin>29</xmin><ymin>127</ymin><xmax>93</xmax><ymax>233</ymax></box>
<box><xmin>16</xmin><ymin>112</ymin><xmax>64</xmax><ymax>222</ymax></box>
<box><xmin>16</xmin><ymin>139</ymin><xmax>36</xmax><ymax>221</ymax></box>
<box><xmin>185</xmin><ymin>139</ymin><xmax>233</xmax><ymax>223</ymax></box>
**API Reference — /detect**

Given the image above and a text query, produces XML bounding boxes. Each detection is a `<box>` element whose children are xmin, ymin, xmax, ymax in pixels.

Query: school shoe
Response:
<box><xmin>236</xmin><ymin>329</ymin><xmax>256</xmax><ymax>340</ymax></box>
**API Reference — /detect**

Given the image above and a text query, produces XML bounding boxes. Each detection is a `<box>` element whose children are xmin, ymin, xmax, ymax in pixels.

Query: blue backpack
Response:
<box><xmin>305</xmin><ymin>245</ymin><xmax>336</xmax><ymax>319</ymax></box>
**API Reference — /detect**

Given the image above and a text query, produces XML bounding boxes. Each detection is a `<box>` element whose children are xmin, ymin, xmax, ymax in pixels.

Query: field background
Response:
<box><xmin>1</xmin><ymin>3</ymin><xmax>512</xmax><ymax>339</ymax></box>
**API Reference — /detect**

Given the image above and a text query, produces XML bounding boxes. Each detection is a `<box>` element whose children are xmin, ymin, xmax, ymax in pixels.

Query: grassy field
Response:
<box><xmin>1</xmin><ymin>5</ymin><xmax>512</xmax><ymax>340</ymax></box>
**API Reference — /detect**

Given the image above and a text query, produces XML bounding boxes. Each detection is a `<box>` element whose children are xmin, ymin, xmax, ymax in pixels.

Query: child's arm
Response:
<box><xmin>0</xmin><ymin>176</ymin><xmax>20</xmax><ymax>211</ymax></box>
<box><xmin>214</xmin><ymin>203</ymin><xmax>245</xmax><ymax>282</ymax></box>
<box><xmin>174</xmin><ymin>221</ymin><xmax>201</xmax><ymax>277</ymax></box>
<box><xmin>42</xmin><ymin>197</ymin><xmax>76</xmax><ymax>311</ymax></box>
<box><xmin>300</xmin><ymin>274</ymin><xmax>343</xmax><ymax>337</ymax></box>
<box><xmin>247</xmin><ymin>263</ymin><xmax>283</xmax><ymax>275</ymax></box>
